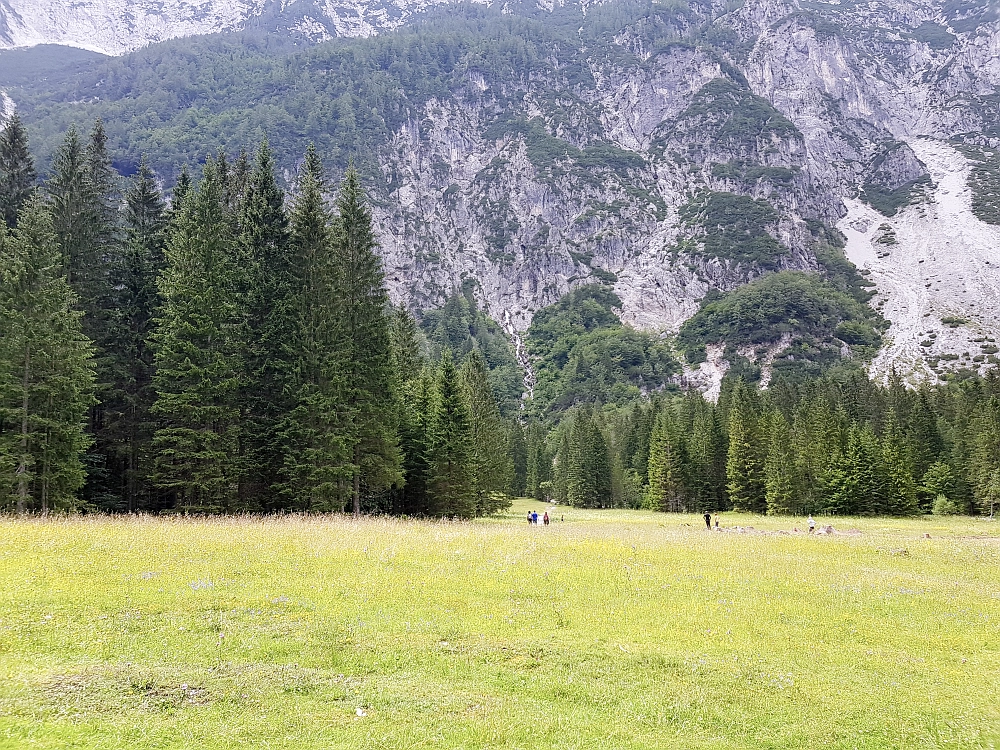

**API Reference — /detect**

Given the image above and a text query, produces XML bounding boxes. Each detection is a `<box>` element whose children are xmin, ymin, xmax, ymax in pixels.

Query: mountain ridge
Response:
<box><xmin>3</xmin><ymin>0</ymin><xmax>1000</xmax><ymax>386</ymax></box>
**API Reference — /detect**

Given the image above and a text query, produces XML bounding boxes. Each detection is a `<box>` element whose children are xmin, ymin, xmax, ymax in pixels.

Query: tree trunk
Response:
<box><xmin>16</xmin><ymin>342</ymin><xmax>30</xmax><ymax>514</ymax></box>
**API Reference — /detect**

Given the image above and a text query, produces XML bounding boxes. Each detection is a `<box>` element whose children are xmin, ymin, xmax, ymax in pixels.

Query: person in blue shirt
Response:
<box><xmin>531</xmin><ymin>511</ymin><xmax>538</xmax><ymax>525</ymax></box>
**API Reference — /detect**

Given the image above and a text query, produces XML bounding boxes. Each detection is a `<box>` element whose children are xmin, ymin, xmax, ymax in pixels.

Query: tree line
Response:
<box><xmin>524</xmin><ymin>371</ymin><xmax>1000</xmax><ymax>517</ymax></box>
<box><xmin>0</xmin><ymin>117</ymin><xmax>514</xmax><ymax>516</ymax></box>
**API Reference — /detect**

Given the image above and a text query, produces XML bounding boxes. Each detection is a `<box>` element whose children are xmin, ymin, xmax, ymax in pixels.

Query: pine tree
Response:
<box><xmin>390</xmin><ymin>303</ymin><xmax>423</xmax><ymax>386</ymax></box>
<box><xmin>822</xmin><ymin>425</ymin><xmax>883</xmax><ymax>516</ymax></box>
<box><xmin>276</xmin><ymin>146</ymin><xmax>348</xmax><ymax>511</ymax></box>
<box><xmin>764</xmin><ymin>410</ymin><xmax>796</xmax><ymax>515</ymax></box>
<box><xmin>150</xmin><ymin>159</ymin><xmax>241</xmax><ymax>512</ymax></box>
<box><xmin>168</xmin><ymin>167</ymin><xmax>192</xmax><ymax>224</ymax></box>
<box><xmin>881</xmin><ymin>414</ymin><xmax>918</xmax><ymax>515</ymax></box>
<box><xmin>235</xmin><ymin>139</ymin><xmax>291</xmax><ymax>508</ymax></box>
<box><xmin>48</xmin><ymin>125</ymin><xmax>106</xmax><ymax>340</ymax></box>
<box><xmin>330</xmin><ymin>166</ymin><xmax>401</xmax><ymax>515</ymax></box>
<box><xmin>791</xmin><ymin>394</ymin><xmax>842</xmax><ymax>512</ymax></box>
<box><xmin>566</xmin><ymin>409</ymin><xmax>612</xmax><ymax>508</ymax></box>
<box><xmin>102</xmin><ymin>159</ymin><xmax>167</xmax><ymax>511</ymax></box>
<box><xmin>0</xmin><ymin>198</ymin><xmax>95</xmax><ymax>512</ymax></box>
<box><xmin>645</xmin><ymin>409</ymin><xmax>685</xmax><ymax>512</ymax></box>
<box><xmin>726</xmin><ymin>380</ymin><xmax>766</xmax><ymax>513</ymax></box>
<box><xmin>687</xmin><ymin>396</ymin><xmax>728</xmax><ymax>511</ymax></box>
<box><xmin>906</xmin><ymin>391</ymin><xmax>943</xmax><ymax>499</ymax></box>
<box><xmin>0</xmin><ymin>113</ymin><xmax>36</xmax><ymax>229</ymax></box>
<box><xmin>459</xmin><ymin>351</ymin><xmax>513</xmax><ymax>515</ymax></box>
<box><xmin>427</xmin><ymin>350</ymin><xmax>474</xmax><ymax>518</ymax></box>
<box><xmin>508</xmin><ymin>419</ymin><xmax>528</xmax><ymax>498</ymax></box>
<box><xmin>525</xmin><ymin>421</ymin><xmax>550</xmax><ymax>501</ymax></box>
<box><xmin>971</xmin><ymin>398</ymin><xmax>1000</xmax><ymax>514</ymax></box>
<box><xmin>397</xmin><ymin>368</ymin><xmax>434</xmax><ymax>515</ymax></box>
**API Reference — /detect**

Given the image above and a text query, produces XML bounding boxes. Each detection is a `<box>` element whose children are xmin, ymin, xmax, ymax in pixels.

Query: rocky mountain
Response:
<box><xmin>0</xmin><ymin>0</ymin><xmax>466</xmax><ymax>55</ymax></box>
<box><xmin>3</xmin><ymin>0</ymin><xmax>1000</xmax><ymax>387</ymax></box>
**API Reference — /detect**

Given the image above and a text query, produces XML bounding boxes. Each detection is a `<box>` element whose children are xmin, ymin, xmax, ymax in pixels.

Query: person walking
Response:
<box><xmin>532</xmin><ymin>511</ymin><xmax>538</xmax><ymax>525</ymax></box>
<box><xmin>808</xmin><ymin>515</ymin><xmax>816</xmax><ymax>534</ymax></box>
<box><xmin>527</xmin><ymin>512</ymin><xmax>532</xmax><ymax>525</ymax></box>
<box><xmin>714</xmin><ymin>515</ymin><xmax>719</xmax><ymax>530</ymax></box>
<box><xmin>703</xmin><ymin>511</ymin><xmax>712</xmax><ymax>530</ymax></box>
<box><xmin>543</xmin><ymin>512</ymin><xmax>550</xmax><ymax>526</ymax></box>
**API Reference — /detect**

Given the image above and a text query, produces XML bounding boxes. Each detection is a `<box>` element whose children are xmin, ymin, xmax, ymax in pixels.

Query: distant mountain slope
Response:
<box><xmin>4</xmin><ymin>0</ymin><xmax>1000</xmax><ymax>385</ymax></box>
<box><xmin>0</xmin><ymin>0</ymin><xmax>481</xmax><ymax>55</ymax></box>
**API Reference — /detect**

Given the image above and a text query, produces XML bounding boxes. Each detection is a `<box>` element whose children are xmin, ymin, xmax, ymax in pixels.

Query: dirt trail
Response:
<box><xmin>838</xmin><ymin>138</ymin><xmax>1000</xmax><ymax>384</ymax></box>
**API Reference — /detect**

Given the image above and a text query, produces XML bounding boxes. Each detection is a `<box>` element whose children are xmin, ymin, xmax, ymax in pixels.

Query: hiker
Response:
<box><xmin>703</xmin><ymin>511</ymin><xmax>712</xmax><ymax>530</ymax></box>
<box><xmin>527</xmin><ymin>512</ymin><xmax>532</xmax><ymax>525</ymax></box>
<box><xmin>714</xmin><ymin>515</ymin><xmax>719</xmax><ymax>530</ymax></box>
<box><xmin>808</xmin><ymin>515</ymin><xmax>816</xmax><ymax>533</ymax></box>
<box><xmin>543</xmin><ymin>512</ymin><xmax>550</xmax><ymax>526</ymax></box>
<box><xmin>532</xmin><ymin>511</ymin><xmax>539</xmax><ymax>525</ymax></box>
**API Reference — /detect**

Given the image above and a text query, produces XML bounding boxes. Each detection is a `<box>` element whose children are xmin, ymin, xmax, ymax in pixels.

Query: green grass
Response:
<box><xmin>1</xmin><ymin>503</ymin><xmax>998</xmax><ymax>748</ymax></box>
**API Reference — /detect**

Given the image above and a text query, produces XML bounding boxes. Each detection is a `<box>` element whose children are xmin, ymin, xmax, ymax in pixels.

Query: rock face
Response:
<box><xmin>0</xmin><ymin>0</ymin><xmax>478</xmax><ymax>55</ymax></box>
<box><xmin>4</xmin><ymin>0</ymin><xmax>1000</xmax><ymax>381</ymax></box>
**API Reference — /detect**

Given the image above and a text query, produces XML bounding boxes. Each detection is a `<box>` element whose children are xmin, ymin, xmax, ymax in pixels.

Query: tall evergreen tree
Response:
<box><xmin>645</xmin><ymin>409</ymin><xmax>685</xmax><ymax>512</ymax></box>
<box><xmin>459</xmin><ymin>351</ymin><xmax>514</xmax><ymax>515</ymax></box>
<box><xmin>764</xmin><ymin>410</ymin><xmax>796</xmax><ymax>515</ymax></box>
<box><xmin>48</xmin><ymin>125</ymin><xmax>106</xmax><ymax>337</ymax></box>
<box><xmin>566</xmin><ymin>408</ymin><xmax>612</xmax><ymax>508</ymax></box>
<box><xmin>791</xmin><ymin>394</ymin><xmax>842</xmax><ymax>512</ymax></box>
<box><xmin>881</xmin><ymin>414</ymin><xmax>918</xmax><ymax>515</ymax></box>
<box><xmin>102</xmin><ymin>159</ymin><xmax>167</xmax><ymax>511</ymax></box>
<box><xmin>277</xmin><ymin>146</ymin><xmax>347</xmax><ymax>510</ymax></box>
<box><xmin>397</xmin><ymin>368</ymin><xmax>434</xmax><ymax>515</ymax></box>
<box><xmin>235</xmin><ymin>139</ymin><xmax>291</xmax><ymax>508</ymax></box>
<box><xmin>726</xmin><ymin>380</ymin><xmax>766</xmax><ymax>513</ymax></box>
<box><xmin>150</xmin><ymin>160</ymin><xmax>241</xmax><ymax>512</ymax></box>
<box><xmin>428</xmin><ymin>350</ymin><xmax>474</xmax><ymax>518</ymax></box>
<box><xmin>508</xmin><ymin>419</ymin><xmax>528</xmax><ymax>498</ymax></box>
<box><xmin>330</xmin><ymin>167</ymin><xmax>401</xmax><ymax>515</ymax></box>
<box><xmin>390</xmin><ymin>303</ymin><xmax>423</xmax><ymax>386</ymax></box>
<box><xmin>0</xmin><ymin>113</ymin><xmax>36</xmax><ymax>229</ymax></box>
<box><xmin>525</xmin><ymin>421</ymin><xmax>550</xmax><ymax>501</ymax></box>
<box><xmin>0</xmin><ymin>199</ymin><xmax>95</xmax><ymax>512</ymax></box>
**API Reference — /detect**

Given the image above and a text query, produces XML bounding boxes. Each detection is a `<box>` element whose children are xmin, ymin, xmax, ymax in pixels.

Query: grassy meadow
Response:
<box><xmin>0</xmin><ymin>501</ymin><xmax>997</xmax><ymax>749</ymax></box>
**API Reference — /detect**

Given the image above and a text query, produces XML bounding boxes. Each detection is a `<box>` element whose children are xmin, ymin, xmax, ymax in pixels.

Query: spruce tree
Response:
<box><xmin>525</xmin><ymin>421</ymin><xmax>550</xmax><ymax>501</ymax></box>
<box><xmin>508</xmin><ymin>420</ymin><xmax>528</xmax><ymax>497</ymax></box>
<box><xmin>726</xmin><ymin>380</ymin><xmax>766</xmax><ymax>513</ymax></box>
<box><xmin>567</xmin><ymin>409</ymin><xmax>612</xmax><ymax>508</ymax></box>
<box><xmin>0</xmin><ymin>113</ymin><xmax>36</xmax><ymax>229</ymax></box>
<box><xmin>971</xmin><ymin>398</ymin><xmax>1000</xmax><ymax>514</ymax></box>
<box><xmin>235</xmin><ymin>139</ymin><xmax>291</xmax><ymax>508</ymax></box>
<box><xmin>553</xmin><ymin>428</ymin><xmax>570</xmax><ymax>504</ymax></box>
<box><xmin>645</xmin><ymin>409</ymin><xmax>685</xmax><ymax>512</ymax></box>
<box><xmin>390</xmin><ymin>303</ymin><xmax>423</xmax><ymax>385</ymax></box>
<box><xmin>459</xmin><ymin>351</ymin><xmax>514</xmax><ymax>515</ymax></box>
<box><xmin>330</xmin><ymin>167</ymin><xmax>401</xmax><ymax>515</ymax></box>
<box><xmin>881</xmin><ymin>414</ymin><xmax>918</xmax><ymax>515</ymax></box>
<box><xmin>277</xmin><ymin>147</ymin><xmax>348</xmax><ymax>510</ymax></box>
<box><xmin>150</xmin><ymin>159</ymin><xmax>241</xmax><ymax>512</ymax></box>
<box><xmin>0</xmin><ymin>198</ymin><xmax>95</xmax><ymax>512</ymax></box>
<box><xmin>168</xmin><ymin>167</ymin><xmax>192</xmax><ymax>224</ymax></box>
<box><xmin>48</xmin><ymin>125</ymin><xmax>106</xmax><ymax>340</ymax></box>
<box><xmin>397</xmin><ymin>368</ymin><xmax>434</xmax><ymax>515</ymax></box>
<box><xmin>791</xmin><ymin>394</ymin><xmax>842</xmax><ymax>512</ymax></box>
<box><xmin>102</xmin><ymin>159</ymin><xmax>167</xmax><ymax>511</ymax></box>
<box><xmin>764</xmin><ymin>410</ymin><xmax>796</xmax><ymax>515</ymax></box>
<box><xmin>428</xmin><ymin>350</ymin><xmax>474</xmax><ymax>518</ymax></box>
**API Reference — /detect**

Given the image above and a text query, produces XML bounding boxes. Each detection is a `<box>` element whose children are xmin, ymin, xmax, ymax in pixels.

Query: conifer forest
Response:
<box><xmin>2</xmin><ymin>117</ymin><xmax>999</xmax><ymax>519</ymax></box>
